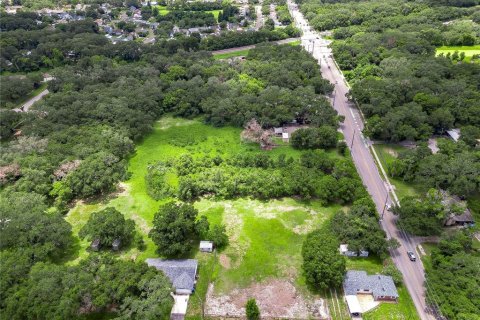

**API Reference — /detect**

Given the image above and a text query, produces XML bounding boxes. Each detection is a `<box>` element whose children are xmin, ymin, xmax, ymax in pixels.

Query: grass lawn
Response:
<box><xmin>436</xmin><ymin>45</ymin><xmax>480</xmax><ymax>62</ymax></box>
<box><xmin>65</xmin><ymin>117</ymin><xmax>341</xmax><ymax>263</ymax></box>
<box><xmin>206</xmin><ymin>9</ymin><xmax>222</xmax><ymax>22</ymax></box>
<box><xmin>196</xmin><ymin>198</ymin><xmax>343</xmax><ymax>293</ymax></box>
<box><xmin>363</xmin><ymin>285</ymin><xmax>419</xmax><ymax>320</ymax></box>
<box><xmin>372</xmin><ymin>143</ymin><xmax>426</xmax><ymax>201</ymax></box>
<box><xmin>346</xmin><ymin>255</ymin><xmax>383</xmax><ymax>274</ymax></box>
<box><xmin>288</xmin><ymin>39</ymin><xmax>301</xmax><ymax>46</ymax></box>
<box><xmin>66</xmin><ymin>117</ymin><xmax>350</xmax><ymax>318</ymax></box>
<box><xmin>155</xmin><ymin>5</ymin><xmax>170</xmax><ymax>15</ymax></box>
<box><xmin>213</xmin><ymin>48</ymin><xmax>250</xmax><ymax>59</ymax></box>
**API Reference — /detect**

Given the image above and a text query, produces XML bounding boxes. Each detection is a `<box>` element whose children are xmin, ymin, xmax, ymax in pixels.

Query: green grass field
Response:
<box><xmin>373</xmin><ymin>144</ymin><xmax>425</xmax><ymax>201</ymax></box>
<box><xmin>207</xmin><ymin>9</ymin><xmax>222</xmax><ymax>22</ymax></box>
<box><xmin>66</xmin><ymin>117</ymin><xmax>340</xmax><ymax>263</ymax></box>
<box><xmin>363</xmin><ymin>285</ymin><xmax>419</xmax><ymax>320</ymax></box>
<box><xmin>213</xmin><ymin>48</ymin><xmax>250</xmax><ymax>59</ymax></box>
<box><xmin>65</xmin><ymin>117</ymin><xmax>350</xmax><ymax>318</ymax></box>
<box><xmin>155</xmin><ymin>5</ymin><xmax>170</xmax><ymax>15</ymax></box>
<box><xmin>436</xmin><ymin>45</ymin><xmax>480</xmax><ymax>62</ymax></box>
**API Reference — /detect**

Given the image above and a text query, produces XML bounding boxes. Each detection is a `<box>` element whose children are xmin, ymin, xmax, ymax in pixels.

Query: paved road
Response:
<box><xmin>286</xmin><ymin>1</ymin><xmax>435</xmax><ymax>320</ymax></box>
<box><xmin>13</xmin><ymin>88</ymin><xmax>49</xmax><ymax>113</ymax></box>
<box><xmin>211</xmin><ymin>37</ymin><xmax>300</xmax><ymax>55</ymax></box>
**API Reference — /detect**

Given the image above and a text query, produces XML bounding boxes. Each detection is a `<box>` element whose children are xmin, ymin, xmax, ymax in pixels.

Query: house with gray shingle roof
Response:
<box><xmin>146</xmin><ymin>259</ymin><xmax>198</xmax><ymax>295</ymax></box>
<box><xmin>343</xmin><ymin>270</ymin><xmax>398</xmax><ymax>317</ymax></box>
<box><xmin>344</xmin><ymin>270</ymin><xmax>399</xmax><ymax>301</ymax></box>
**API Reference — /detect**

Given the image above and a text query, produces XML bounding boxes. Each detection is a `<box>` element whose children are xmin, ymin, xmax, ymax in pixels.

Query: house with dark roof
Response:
<box><xmin>343</xmin><ymin>270</ymin><xmax>399</xmax><ymax>317</ymax></box>
<box><xmin>146</xmin><ymin>259</ymin><xmax>198</xmax><ymax>295</ymax></box>
<box><xmin>440</xmin><ymin>190</ymin><xmax>475</xmax><ymax>227</ymax></box>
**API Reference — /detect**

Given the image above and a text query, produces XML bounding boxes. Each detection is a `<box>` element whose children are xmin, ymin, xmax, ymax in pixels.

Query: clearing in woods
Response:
<box><xmin>66</xmin><ymin>117</ymin><xmax>345</xmax><ymax>318</ymax></box>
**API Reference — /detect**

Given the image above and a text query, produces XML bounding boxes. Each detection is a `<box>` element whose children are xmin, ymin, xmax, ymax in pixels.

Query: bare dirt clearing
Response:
<box><xmin>205</xmin><ymin>279</ymin><xmax>328</xmax><ymax>319</ymax></box>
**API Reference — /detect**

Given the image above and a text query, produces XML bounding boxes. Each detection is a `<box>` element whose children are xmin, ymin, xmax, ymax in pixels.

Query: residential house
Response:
<box><xmin>146</xmin><ymin>259</ymin><xmax>198</xmax><ymax>295</ymax></box>
<box><xmin>343</xmin><ymin>270</ymin><xmax>399</xmax><ymax>317</ymax></box>
<box><xmin>446</xmin><ymin>128</ymin><xmax>460</xmax><ymax>142</ymax></box>
<box><xmin>441</xmin><ymin>190</ymin><xmax>475</xmax><ymax>227</ymax></box>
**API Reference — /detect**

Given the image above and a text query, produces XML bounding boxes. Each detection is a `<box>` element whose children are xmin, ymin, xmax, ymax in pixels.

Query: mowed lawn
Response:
<box><xmin>436</xmin><ymin>45</ymin><xmax>480</xmax><ymax>62</ymax></box>
<box><xmin>207</xmin><ymin>9</ymin><xmax>222</xmax><ymax>22</ymax></box>
<box><xmin>213</xmin><ymin>48</ymin><xmax>251</xmax><ymax>59</ymax></box>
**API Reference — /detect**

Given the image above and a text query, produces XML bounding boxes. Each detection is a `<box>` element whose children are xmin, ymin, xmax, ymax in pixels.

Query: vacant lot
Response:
<box><xmin>66</xmin><ymin>117</ymin><xmax>343</xmax><ymax>319</ymax></box>
<box><xmin>196</xmin><ymin>198</ymin><xmax>337</xmax><ymax>319</ymax></box>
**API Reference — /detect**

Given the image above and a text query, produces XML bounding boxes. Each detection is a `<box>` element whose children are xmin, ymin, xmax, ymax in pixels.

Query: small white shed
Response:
<box><xmin>199</xmin><ymin>241</ymin><xmax>214</xmax><ymax>253</ymax></box>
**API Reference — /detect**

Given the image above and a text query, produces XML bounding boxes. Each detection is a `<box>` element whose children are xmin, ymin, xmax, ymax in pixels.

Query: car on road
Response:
<box><xmin>407</xmin><ymin>251</ymin><xmax>416</xmax><ymax>261</ymax></box>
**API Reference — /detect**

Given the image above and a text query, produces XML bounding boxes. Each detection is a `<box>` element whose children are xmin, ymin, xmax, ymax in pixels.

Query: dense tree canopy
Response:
<box><xmin>79</xmin><ymin>207</ymin><xmax>136</xmax><ymax>249</ymax></box>
<box><xmin>302</xmin><ymin>229</ymin><xmax>346</xmax><ymax>290</ymax></box>
<box><xmin>426</xmin><ymin>231</ymin><xmax>480</xmax><ymax>319</ymax></box>
<box><xmin>149</xmin><ymin>202</ymin><xmax>201</xmax><ymax>257</ymax></box>
<box><xmin>331</xmin><ymin>200</ymin><xmax>389</xmax><ymax>257</ymax></box>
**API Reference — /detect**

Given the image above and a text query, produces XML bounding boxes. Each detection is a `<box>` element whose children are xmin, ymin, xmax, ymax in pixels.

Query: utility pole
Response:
<box><xmin>350</xmin><ymin>129</ymin><xmax>355</xmax><ymax>149</ymax></box>
<box><xmin>381</xmin><ymin>193</ymin><xmax>389</xmax><ymax>219</ymax></box>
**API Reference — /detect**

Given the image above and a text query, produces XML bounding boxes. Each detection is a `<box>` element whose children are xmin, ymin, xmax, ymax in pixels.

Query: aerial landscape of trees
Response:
<box><xmin>0</xmin><ymin>8</ymin><xmax>345</xmax><ymax>316</ymax></box>
<box><xmin>296</xmin><ymin>0</ymin><xmax>480</xmax><ymax>317</ymax></box>
<box><xmin>1</xmin><ymin>0</ymin><xmax>479</xmax><ymax>318</ymax></box>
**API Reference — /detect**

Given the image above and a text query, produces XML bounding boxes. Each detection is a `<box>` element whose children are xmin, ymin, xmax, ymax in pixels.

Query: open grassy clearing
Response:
<box><xmin>436</xmin><ymin>45</ymin><xmax>480</xmax><ymax>62</ymax></box>
<box><xmin>155</xmin><ymin>5</ymin><xmax>170</xmax><ymax>15</ymax></box>
<box><xmin>196</xmin><ymin>198</ymin><xmax>342</xmax><ymax>293</ymax></box>
<box><xmin>213</xmin><ymin>48</ymin><xmax>251</xmax><ymax>59</ymax></box>
<box><xmin>66</xmin><ymin>117</ymin><xmax>341</xmax><ymax>261</ymax></box>
<box><xmin>65</xmin><ymin>116</ymin><xmax>349</xmax><ymax>318</ymax></box>
<box><xmin>207</xmin><ymin>9</ymin><xmax>222</xmax><ymax>22</ymax></box>
<box><xmin>373</xmin><ymin>143</ymin><xmax>425</xmax><ymax>201</ymax></box>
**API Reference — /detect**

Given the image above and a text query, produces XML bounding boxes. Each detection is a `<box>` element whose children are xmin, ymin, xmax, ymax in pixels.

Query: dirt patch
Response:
<box><xmin>386</xmin><ymin>148</ymin><xmax>398</xmax><ymax>157</ymax></box>
<box><xmin>219</xmin><ymin>254</ymin><xmax>231</xmax><ymax>269</ymax></box>
<box><xmin>131</xmin><ymin>212</ymin><xmax>150</xmax><ymax>234</ymax></box>
<box><xmin>205</xmin><ymin>279</ymin><xmax>328</xmax><ymax>319</ymax></box>
<box><xmin>222</xmin><ymin>202</ymin><xmax>249</xmax><ymax>268</ymax></box>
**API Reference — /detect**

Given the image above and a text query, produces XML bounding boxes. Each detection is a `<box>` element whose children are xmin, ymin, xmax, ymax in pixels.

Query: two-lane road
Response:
<box><xmin>286</xmin><ymin>1</ymin><xmax>434</xmax><ymax>319</ymax></box>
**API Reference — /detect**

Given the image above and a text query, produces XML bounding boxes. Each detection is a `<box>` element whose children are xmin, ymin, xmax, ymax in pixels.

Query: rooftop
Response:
<box><xmin>344</xmin><ymin>270</ymin><xmax>399</xmax><ymax>300</ymax></box>
<box><xmin>146</xmin><ymin>259</ymin><xmax>198</xmax><ymax>292</ymax></box>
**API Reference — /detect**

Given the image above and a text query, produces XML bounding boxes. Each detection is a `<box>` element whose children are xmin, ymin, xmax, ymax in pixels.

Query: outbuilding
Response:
<box><xmin>91</xmin><ymin>238</ymin><xmax>100</xmax><ymax>251</ymax></box>
<box><xmin>112</xmin><ymin>239</ymin><xmax>121</xmax><ymax>251</ymax></box>
<box><xmin>199</xmin><ymin>241</ymin><xmax>214</xmax><ymax>253</ymax></box>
